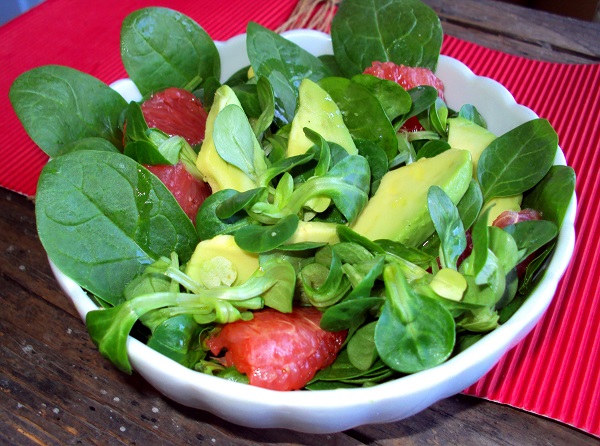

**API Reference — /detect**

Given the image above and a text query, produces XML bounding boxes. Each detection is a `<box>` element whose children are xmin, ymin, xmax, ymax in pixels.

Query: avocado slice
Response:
<box><xmin>196</xmin><ymin>85</ymin><xmax>262</xmax><ymax>193</ymax></box>
<box><xmin>447</xmin><ymin>117</ymin><xmax>496</xmax><ymax>178</ymax></box>
<box><xmin>286</xmin><ymin>220</ymin><xmax>340</xmax><ymax>245</ymax></box>
<box><xmin>482</xmin><ymin>194</ymin><xmax>523</xmax><ymax>225</ymax></box>
<box><xmin>287</xmin><ymin>79</ymin><xmax>357</xmax><ymax>157</ymax></box>
<box><xmin>185</xmin><ymin>234</ymin><xmax>259</xmax><ymax>288</ymax></box>
<box><xmin>349</xmin><ymin>149</ymin><xmax>472</xmax><ymax>246</ymax></box>
<box><xmin>287</xmin><ymin>79</ymin><xmax>358</xmax><ymax>213</ymax></box>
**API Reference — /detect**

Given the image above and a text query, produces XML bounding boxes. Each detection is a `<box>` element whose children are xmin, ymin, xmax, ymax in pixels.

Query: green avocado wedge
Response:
<box><xmin>350</xmin><ymin>149</ymin><xmax>472</xmax><ymax>246</ymax></box>
<box><xmin>287</xmin><ymin>79</ymin><xmax>357</xmax><ymax>157</ymax></box>
<box><xmin>447</xmin><ymin>116</ymin><xmax>496</xmax><ymax>178</ymax></box>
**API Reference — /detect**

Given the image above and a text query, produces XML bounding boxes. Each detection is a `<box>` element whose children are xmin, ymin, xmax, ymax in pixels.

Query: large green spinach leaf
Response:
<box><xmin>319</xmin><ymin>77</ymin><xmax>398</xmax><ymax>161</ymax></box>
<box><xmin>331</xmin><ymin>0</ymin><xmax>443</xmax><ymax>76</ymax></box>
<box><xmin>57</xmin><ymin>138</ymin><xmax>120</xmax><ymax>156</ymax></box>
<box><xmin>246</xmin><ymin>22</ymin><xmax>331</xmax><ymax>125</ymax></box>
<box><xmin>477</xmin><ymin>118</ymin><xmax>558</xmax><ymax>201</ymax></box>
<box><xmin>9</xmin><ymin>65</ymin><xmax>127</xmax><ymax>157</ymax></box>
<box><xmin>522</xmin><ymin>165</ymin><xmax>575</xmax><ymax>229</ymax></box>
<box><xmin>36</xmin><ymin>151</ymin><xmax>199</xmax><ymax>306</ymax></box>
<box><xmin>121</xmin><ymin>7</ymin><xmax>220</xmax><ymax>96</ymax></box>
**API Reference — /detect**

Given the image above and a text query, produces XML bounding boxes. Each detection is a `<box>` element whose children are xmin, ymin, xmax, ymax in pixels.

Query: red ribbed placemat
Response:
<box><xmin>441</xmin><ymin>38</ymin><xmax>600</xmax><ymax>435</ymax></box>
<box><xmin>1</xmin><ymin>0</ymin><xmax>598</xmax><ymax>437</ymax></box>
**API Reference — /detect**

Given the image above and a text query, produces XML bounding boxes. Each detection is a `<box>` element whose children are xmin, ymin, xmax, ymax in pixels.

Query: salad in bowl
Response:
<box><xmin>9</xmin><ymin>0</ymin><xmax>575</xmax><ymax>433</ymax></box>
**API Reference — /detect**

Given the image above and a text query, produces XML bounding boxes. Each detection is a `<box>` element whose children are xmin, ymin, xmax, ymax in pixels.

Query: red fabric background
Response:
<box><xmin>1</xmin><ymin>0</ymin><xmax>598</xmax><ymax>436</ymax></box>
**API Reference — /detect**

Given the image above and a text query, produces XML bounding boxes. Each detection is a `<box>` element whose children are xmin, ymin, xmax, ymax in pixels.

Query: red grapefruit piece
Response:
<box><xmin>206</xmin><ymin>307</ymin><xmax>346</xmax><ymax>391</ymax></box>
<box><xmin>141</xmin><ymin>87</ymin><xmax>208</xmax><ymax>146</ymax></box>
<box><xmin>145</xmin><ymin>162</ymin><xmax>211</xmax><ymax>224</ymax></box>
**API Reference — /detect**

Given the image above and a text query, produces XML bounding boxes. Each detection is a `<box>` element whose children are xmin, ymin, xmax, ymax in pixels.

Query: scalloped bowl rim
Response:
<box><xmin>49</xmin><ymin>29</ymin><xmax>576</xmax><ymax>433</ymax></box>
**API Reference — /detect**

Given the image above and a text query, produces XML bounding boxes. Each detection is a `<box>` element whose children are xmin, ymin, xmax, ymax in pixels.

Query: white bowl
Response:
<box><xmin>50</xmin><ymin>30</ymin><xmax>576</xmax><ymax>434</ymax></box>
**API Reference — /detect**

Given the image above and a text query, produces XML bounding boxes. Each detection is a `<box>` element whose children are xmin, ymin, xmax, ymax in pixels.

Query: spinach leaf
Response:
<box><xmin>401</xmin><ymin>86</ymin><xmax>439</xmax><ymax>124</ymax></box>
<box><xmin>321</xmin><ymin>296</ymin><xmax>385</xmax><ymax>332</ymax></box>
<box><xmin>415</xmin><ymin>140</ymin><xmax>450</xmax><ymax>160</ymax></box>
<box><xmin>477</xmin><ymin>118</ymin><xmax>558</xmax><ymax>200</ymax></box>
<box><xmin>231</xmin><ymin>84</ymin><xmax>261</xmax><ymax>118</ymax></box>
<box><xmin>355</xmin><ymin>139</ymin><xmax>388</xmax><ymax>196</ymax></box>
<box><xmin>331</xmin><ymin>0</ymin><xmax>443</xmax><ymax>76</ymax></box>
<box><xmin>502</xmin><ymin>220</ymin><xmax>558</xmax><ymax>260</ymax></box>
<box><xmin>246</xmin><ymin>22</ymin><xmax>331</xmax><ymax>125</ymax></box>
<box><xmin>36</xmin><ymin>151</ymin><xmax>199</xmax><ymax>306</ymax></box>
<box><xmin>518</xmin><ymin>242</ymin><xmax>555</xmax><ymax>293</ymax></box>
<box><xmin>195</xmin><ymin>189</ymin><xmax>258</xmax><ymax>240</ymax></box>
<box><xmin>457</xmin><ymin>104</ymin><xmax>487</xmax><ymax>128</ymax></box>
<box><xmin>318</xmin><ymin>54</ymin><xmax>345</xmax><ymax>77</ymax></box>
<box><xmin>319</xmin><ymin>77</ymin><xmax>398</xmax><ymax>161</ymax></box>
<box><xmin>10</xmin><ymin>65</ymin><xmax>127</xmax><ymax>156</ymax></box>
<box><xmin>57</xmin><ymin>137</ymin><xmax>120</xmax><ymax>156</ymax></box>
<box><xmin>351</xmin><ymin>74</ymin><xmax>412</xmax><ymax>122</ymax></box>
<box><xmin>196</xmin><ymin>76</ymin><xmax>221</xmax><ymax>110</ymax></box>
<box><xmin>234</xmin><ymin>214</ymin><xmax>300</xmax><ymax>253</ymax></box>
<box><xmin>146</xmin><ymin>314</ymin><xmax>204</xmax><ymax>368</ymax></box>
<box><xmin>225</xmin><ymin>65</ymin><xmax>252</xmax><ymax>87</ymax></box>
<box><xmin>121</xmin><ymin>7</ymin><xmax>220</xmax><ymax>96</ymax></box>
<box><xmin>522</xmin><ymin>165</ymin><xmax>576</xmax><ymax>229</ymax></box>
<box><xmin>253</xmin><ymin>76</ymin><xmax>276</xmax><ymax>137</ymax></box>
<box><xmin>309</xmin><ymin>349</ymin><xmax>393</xmax><ymax>387</ymax></box>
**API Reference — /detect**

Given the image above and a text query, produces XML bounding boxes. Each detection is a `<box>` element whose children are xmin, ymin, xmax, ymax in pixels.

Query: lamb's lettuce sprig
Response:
<box><xmin>86</xmin><ymin>255</ymin><xmax>296</xmax><ymax>373</ymax></box>
<box><xmin>197</xmin><ymin>128</ymin><xmax>371</xmax><ymax>253</ymax></box>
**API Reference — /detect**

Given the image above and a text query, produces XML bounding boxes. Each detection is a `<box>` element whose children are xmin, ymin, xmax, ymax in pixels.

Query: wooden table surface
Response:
<box><xmin>1</xmin><ymin>0</ymin><xmax>599</xmax><ymax>444</ymax></box>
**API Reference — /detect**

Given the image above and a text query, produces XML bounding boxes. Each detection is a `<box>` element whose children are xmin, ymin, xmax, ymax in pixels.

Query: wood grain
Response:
<box><xmin>424</xmin><ymin>0</ymin><xmax>600</xmax><ymax>63</ymax></box>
